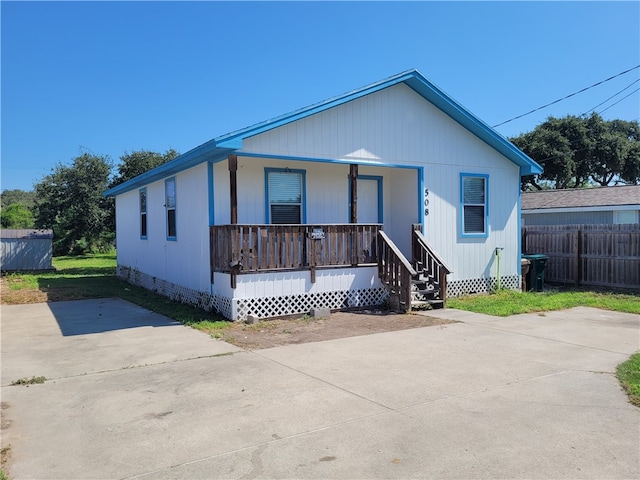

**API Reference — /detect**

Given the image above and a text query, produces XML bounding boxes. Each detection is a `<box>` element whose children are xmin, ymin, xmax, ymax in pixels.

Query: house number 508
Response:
<box><xmin>424</xmin><ymin>189</ymin><xmax>429</xmax><ymax>216</ymax></box>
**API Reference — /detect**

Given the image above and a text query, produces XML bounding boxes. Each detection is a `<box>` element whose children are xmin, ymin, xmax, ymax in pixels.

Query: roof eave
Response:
<box><xmin>104</xmin><ymin>69</ymin><xmax>542</xmax><ymax>196</ymax></box>
<box><xmin>401</xmin><ymin>74</ymin><xmax>542</xmax><ymax>176</ymax></box>
<box><xmin>103</xmin><ymin>140</ymin><xmax>235</xmax><ymax>197</ymax></box>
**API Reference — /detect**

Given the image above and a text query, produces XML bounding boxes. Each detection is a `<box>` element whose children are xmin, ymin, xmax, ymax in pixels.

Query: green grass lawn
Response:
<box><xmin>617</xmin><ymin>353</ymin><xmax>640</xmax><ymax>407</ymax></box>
<box><xmin>447</xmin><ymin>288</ymin><xmax>640</xmax><ymax>316</ymax></box>
<box><xmin>2</xmin><ymin>252</ymin><xmax>228</xmax><ymax>327</ymax></box>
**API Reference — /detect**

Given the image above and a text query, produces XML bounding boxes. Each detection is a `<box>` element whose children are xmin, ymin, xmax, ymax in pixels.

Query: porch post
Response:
<box><xmin>349</xmin><ymin>164</ymin><xmax>358</xmax><ymax>223</ymax></box>
<box><xmin>228</xmin><ymin>154</ymin><xmax>238</xmax><ymax>224</ymax></box>
<box><xmin>228</xmin><ymin>154</ymin><xmax>239</xmax><ymax>289</ymax></box>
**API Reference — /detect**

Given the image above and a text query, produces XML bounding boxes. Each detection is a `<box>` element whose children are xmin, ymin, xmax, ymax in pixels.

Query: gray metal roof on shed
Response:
<box><xmin>0</xmin><ymin>229</ymin><xmax>54</xmax><ymax>239</ymax></box>
<box><xmin>522</xmin><ymin>185</ymin><xmax>640</xmax><ymax>211</ymax></box>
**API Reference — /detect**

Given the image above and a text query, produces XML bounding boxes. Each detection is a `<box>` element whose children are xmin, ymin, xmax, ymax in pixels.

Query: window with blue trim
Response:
<box><xmin>165</xmin><ymin>178</ymin><xmax>177</xmax><ymax>239</ymax></box>
<box><xmin>266</xmin><ymin>169</ymin><xmax>305</xmax><ymax>224</ymax></box>
<box><xmin>461</xmin><ymin>174</ymin><xmax>488</xmax><ymax>236</ymax></box>
<box><xmin>139</xmin><ymin>188</ymin><xmax>147</xmax><ymax>238</ymax></box>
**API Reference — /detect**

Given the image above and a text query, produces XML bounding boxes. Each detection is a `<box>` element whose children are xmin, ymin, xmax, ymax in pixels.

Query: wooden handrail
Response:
<box><xmin>377</xmin><ymin>230</ymin><xmax>416</xmax><ymax>311</ymax></box>
<box><xmin>412</xmin><ymin>228</ymin><xmax>452</xmax><ymax>274</ymax></box>
<box><xmin>210</xmin><ymin>224</ymin><xmax>381</xmax><ymax>287</ymax></box>
<box><xmin>411</xmin><ymin>226</ymin><xmax>452</xmax><ymax>305</ymax></box>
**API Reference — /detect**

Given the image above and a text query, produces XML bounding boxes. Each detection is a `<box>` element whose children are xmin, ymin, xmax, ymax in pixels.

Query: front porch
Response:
<box><xmin>204</xmin><ymin>154</ymin><xmax>450</xmax><ymax>321</ymax></box>
<box><xmin>209</xmin><ymin>223</ymin><xmax>451</xmax><ymax>320</ymax></box>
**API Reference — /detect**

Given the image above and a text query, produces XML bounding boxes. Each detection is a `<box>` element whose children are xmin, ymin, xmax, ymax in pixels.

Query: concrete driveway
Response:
<box><xmin>1</xmin><ymin>299</ymin><xmax>638</xmax><ymax>479</ymax></box>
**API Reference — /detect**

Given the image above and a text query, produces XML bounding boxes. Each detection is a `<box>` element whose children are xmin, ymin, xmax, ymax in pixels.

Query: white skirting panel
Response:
<box><xmin>119</xmin><ymin>265</ymin><xmax>387</xmax><ymax>321</ymax></box>
<box><xmin>229</xmin><ymin>267</ymin><xmax>386</xmax><ymax>320</ymax></box>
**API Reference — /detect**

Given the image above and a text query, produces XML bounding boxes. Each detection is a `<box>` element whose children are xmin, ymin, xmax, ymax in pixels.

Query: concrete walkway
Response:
<box><xmin>1</xmin><ymin>299</ymin><xmax>638</xmax><ymax>479</ymax></box>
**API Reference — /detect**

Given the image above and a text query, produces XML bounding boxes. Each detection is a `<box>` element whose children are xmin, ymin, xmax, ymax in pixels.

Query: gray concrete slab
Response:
<box><xmin>1</xmin><ymin>299</ymin><xmax>240</xmax><ymax>383</ymax></box>
<box><xmin>1</xmin><ymin>303</ymin><xmax>639</xmax><ymax>479</ymax></box>
<box><xmin>428</xmin><ymin>306</ymin><xmax>640</xmax><ymax>354</ymax></box>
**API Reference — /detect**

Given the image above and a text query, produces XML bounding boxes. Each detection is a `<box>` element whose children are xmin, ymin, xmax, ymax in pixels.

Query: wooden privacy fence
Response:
<box><xmin>522</xmin><ymin>224</ymin><xmax>640</xmax><ymax>290</ymax></box>
<box><xmin>210</xmin><ymin>224</ymin><xmax>381</xmax><ymax>287</ymax></box>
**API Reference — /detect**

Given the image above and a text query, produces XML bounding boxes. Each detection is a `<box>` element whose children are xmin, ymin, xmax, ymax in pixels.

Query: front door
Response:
<box><xmin>357</xmin><ymin>176</ymin><xmax>382</xmax><ymax>223</ymax></box>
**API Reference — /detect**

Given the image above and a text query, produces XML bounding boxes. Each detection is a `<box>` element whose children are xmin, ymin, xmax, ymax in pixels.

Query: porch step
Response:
<box><xmin>413</xmin><ymin>288</ymin><xmax>440</xmax><ymax>299</ymax></box>
<box><xmin>411</xmin><ymin>299</ymin><xmax>445</xmax><ymax>310</ymax></box>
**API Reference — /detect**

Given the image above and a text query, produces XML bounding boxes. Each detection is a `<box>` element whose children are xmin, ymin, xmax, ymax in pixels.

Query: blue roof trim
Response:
<box><xmin>103</xmin><ymin>139</ymin><xmax>235</xmax><ymax>196</ymax></box>
<box><xmin>105</xmin><ymin>69</ymin><xmax>541</xmax><ymax>197</ymax></box>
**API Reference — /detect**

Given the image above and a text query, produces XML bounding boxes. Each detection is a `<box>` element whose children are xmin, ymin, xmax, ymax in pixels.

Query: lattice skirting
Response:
<box><xmin>117</xmin><ymin>266</ymin><xmax>233</xmax><ymax>319</ymax></box>
<box><xmin>447</xmin><ymin>275</ymin><xmax>521</xmax><ymax>297</ymax></box>
<box><xmin>235</xmin><ymin>287</ymin><xmax>388</xmax><ymax>321</ymax></box>
<box><xmin>117</xmin><ymin>265</ymin><xmax>388</xmax><ymax>321</ymax></box>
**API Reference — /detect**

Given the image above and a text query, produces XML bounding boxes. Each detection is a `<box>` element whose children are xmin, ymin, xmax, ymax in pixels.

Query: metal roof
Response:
<box><xmin>0</xmin><ymin>229</ymin><xmax>54</xmax><ymax>239</ymax></box>
<box><xmin>522</xmin><ymin>185</ymin><xmax>640</xmax><ymax>210</ymax></box>
<box><xmin>105</xmin><ymin>69</ymin><xmax>542</xmax><ymax>197</ymax></box>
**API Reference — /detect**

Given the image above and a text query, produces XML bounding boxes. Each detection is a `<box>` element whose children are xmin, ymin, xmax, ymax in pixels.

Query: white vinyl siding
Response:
<box><xmin>116</xmin><ymin>163</ymin><xmax>211</xmax><ymax>292</ymax></box>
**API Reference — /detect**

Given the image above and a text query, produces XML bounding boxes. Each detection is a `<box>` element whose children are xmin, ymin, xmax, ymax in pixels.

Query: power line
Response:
<box><xmin>582</xmin><ymin>78</ymin><xmax>640</xmax><ymax>115</ymax></box>
<box><xmin>598</xmin><ymin>87</ymin><xmax>640</xmax><ymax>115</ymax></box>
<box><xmin>493</xmin><ymin>65</ymin><xmax>640</xmax><ymax>128</ymax></box>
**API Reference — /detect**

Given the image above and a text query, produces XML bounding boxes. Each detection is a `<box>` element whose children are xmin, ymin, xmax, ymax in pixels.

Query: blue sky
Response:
<box><xmin>2</xmin><ymin>1</ymin><xmax>639</xmax><ymax>192</ymax></box>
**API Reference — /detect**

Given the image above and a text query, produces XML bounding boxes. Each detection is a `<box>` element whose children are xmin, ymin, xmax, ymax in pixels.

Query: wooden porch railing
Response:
<box><xmin>412</xmin><ymin>225</ymin><xmax>452</xmax><ymax>306</ymax></box>
<box><xmin>210</xmin><ymin>224</ymin><xmax>381</xmax><ymax>287</ymax></box>
<box><xmin>377</xmin><ymin>230</ymin><xmax>417</xmax><ymax>311</ymax></box>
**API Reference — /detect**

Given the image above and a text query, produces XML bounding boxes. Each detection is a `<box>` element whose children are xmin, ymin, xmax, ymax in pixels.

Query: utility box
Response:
<box><xmin>522</xmin><ymin>254</ymin><xmax>548</xmax><ymax>292</ymax></box>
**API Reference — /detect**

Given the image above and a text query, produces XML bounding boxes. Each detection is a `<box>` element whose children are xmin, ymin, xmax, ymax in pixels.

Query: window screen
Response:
<box><xmin>165</xmin><ymin>178</ymin><xmax>176</xmax><ymax>238</ymax></box>
<box><xmin>268</xmin><ymin>171</ymin><xmax>302</xmax><ymax>224</ymax></box>
<box><xmin>139</xmin><ymin>189</ymin><xmax>147</xmax><ymax>238</ymax></box>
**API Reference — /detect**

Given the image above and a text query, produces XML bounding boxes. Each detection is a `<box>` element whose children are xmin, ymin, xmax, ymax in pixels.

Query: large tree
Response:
<box><xmin>0</xmin><ymin>203</ymin><xmax>35</xmax><ymax>229</ymax></box>
<box><xmin>34</xmin><ymin>152</ymin><xmax>113</xmax><ymax>254</ymax></box>
<box><xmin>0</xmin><ymin>189</ymin><xmax>36</xmax><ymax>209</ymax></box>
<box><xmin>104</xmin><ymin>149</ymin><xmax>179</xmax><ymax>232</ymax></box>
<box><xmin>511</xmin><ymin>113</ymin><xmax>640</xmax><ymax>190</ymax></box>
<box><xmin>0</xmin><ymin>189</ymin><xmax>36</xmax><ymax>229</ymax></box>
<box><xmin>110</xmin><ymin>149</ymin><xmax>179</xmax><ymax>188</ymax></box>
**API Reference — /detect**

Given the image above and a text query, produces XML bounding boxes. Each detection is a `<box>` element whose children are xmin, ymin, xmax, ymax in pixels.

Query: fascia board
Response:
<box><xmin>403</xmin><ymin>74</ymin><xmax>543</xmax><ymax>176</ymax></box>
<box><xmin>217</xmin><ymin>69</ymin><xmax>542</xmax><ymax>176</ymax></box>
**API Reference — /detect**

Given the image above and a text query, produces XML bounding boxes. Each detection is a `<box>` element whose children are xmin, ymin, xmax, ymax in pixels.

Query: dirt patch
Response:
<box><xmin>216</xmin><ymin>310</ymin><xmax>457</xmax><ymax>350</ymax></box>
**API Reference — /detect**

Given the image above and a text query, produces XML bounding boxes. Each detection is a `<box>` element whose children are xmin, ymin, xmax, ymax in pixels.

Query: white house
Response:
<box><xmin>104</xmin><ymin>69</ymin><xmax>542</xmax><ymax>321</ymax></box>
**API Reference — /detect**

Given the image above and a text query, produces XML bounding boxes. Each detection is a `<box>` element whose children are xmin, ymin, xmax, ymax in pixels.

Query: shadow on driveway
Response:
<box><xmin>47</xmin><ymin>298</ymin><xmax>181</xmax><ymax>336</ymax></box>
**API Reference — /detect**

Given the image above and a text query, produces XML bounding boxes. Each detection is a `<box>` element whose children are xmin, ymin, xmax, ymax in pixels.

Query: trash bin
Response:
<box><xmin>520</xmin><ymin>258</ymin><xmax>531</xmax><ymax>292</ymax></box>
<box><xmin>522</xmin><ymin>254</ymin><xmax>548</xmax><ymax>292</ymax></box>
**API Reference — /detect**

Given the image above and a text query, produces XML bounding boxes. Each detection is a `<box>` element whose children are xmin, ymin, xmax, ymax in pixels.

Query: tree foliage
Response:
<box><xmin>34</xmin><ymin>153</ymin><xmax>113</xmax><ymax>255</ymax></box>
<box><xmin>511</xmin><ymin>113</ymin><xmax>640</xmax><ymax>190</ymax></box>
<box><xmin>110</xmin><ymin>149</ymin><xmax>178</xmax><ymax>188</ymax></box>
<box><xmin>28</xmin><ymin>148</ymin><xmax>178</xmax><ymax>255</ymax></box>
<box><xmin>0</xmin><ymin>189</ymin><xmax>36</xmax><ymax>209</ymax></box>
<box><xmin>0</xmin><ymin>203</ymin><xmax>35</xmax><ymax>229</ymax></box>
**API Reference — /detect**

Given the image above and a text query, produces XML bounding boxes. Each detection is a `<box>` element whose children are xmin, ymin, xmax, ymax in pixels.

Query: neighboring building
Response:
<box><xmin>0</xmin><ymin>229</ymin><xmax>54</xmax><ymax>272</ymax></box>
<box><xmin>104</xmin><ymin>69</ymin><xmax>542</xmax><ymax>321</ymax></box>
<box><xmin>522</xmin><ymin>185</ymin><xmax>640</xmax><ymax>226</ymax></box>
